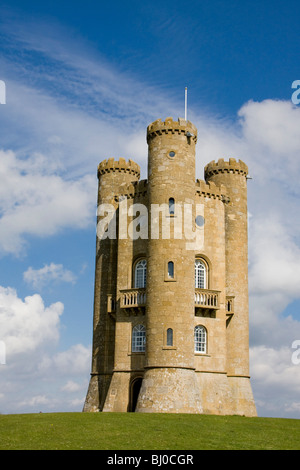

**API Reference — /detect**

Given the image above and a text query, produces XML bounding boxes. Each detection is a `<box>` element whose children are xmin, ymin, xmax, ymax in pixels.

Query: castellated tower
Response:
<box><xmin>137</xmin><ymin>118</ymin><xmax>202</xmax><ymax>412</ymax></box>
<box><xmin>204</xmin><ymin>159</ymin><xmax>256</xmax><ymax>414</ymax></box>
<box><xmin>83</xmin><ymin>118</ymin><xmax>257</xmax><ymax>416</ymax></box>
<box><xmin>84</xmin><ymin>158</ymin><xmax>140</xmax><ymax>412</ymax></box>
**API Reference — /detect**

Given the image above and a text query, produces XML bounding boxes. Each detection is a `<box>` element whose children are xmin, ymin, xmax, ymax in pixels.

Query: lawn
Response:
<box><xmin>0</xmin><ymin>412</ymin><xmax>299</xmax><ymax>450</ymax></box>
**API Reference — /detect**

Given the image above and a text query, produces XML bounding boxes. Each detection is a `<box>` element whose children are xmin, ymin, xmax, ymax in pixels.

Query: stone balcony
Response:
<box><xmin>118</xmin><ymin>287</ymin><xmax>220</xmax><ymax>316</ymax></box>
<box><xmin>194</xmin><ymin>288</ymin><xmax>220</xmax><ymax>311</ymax></box>
<box><xmin>120</xmin><ymin>288</ymin><xmax>146</xmax><ymax>315</ymax></box>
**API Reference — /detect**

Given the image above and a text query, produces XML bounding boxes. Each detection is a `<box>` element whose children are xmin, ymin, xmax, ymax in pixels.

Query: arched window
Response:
<box><xmin>194</xmin><ymin>325</ymin><xmax>207</xmax><ymax>353</ymax></box>
<box><xmin>132</xmin><ymin>324</ymin><xmax>146</xmax><ymax>352</ymax></box>
<box><xmin>168</xmin><ymin>261</ymin><xmax>174</xmax><ymax>278</ymax></box>
<box><xmin>169</xmin><ymin>198</ymin><xmax>175</xmax><ymax>215</ymax></box>
<box><xmin>134</xmin><ymin>259</ymin><xmax>147</xmax><ymax>288</ymax></box>
<box><xmin>195</xmin><ymin>259</ymin><xmax>207</xmax><ymax>289</ymax></box>
<box><xmin>167</xmin><ymin>328</ymin><xmax>173</xmax><ymax>346</ymax></box>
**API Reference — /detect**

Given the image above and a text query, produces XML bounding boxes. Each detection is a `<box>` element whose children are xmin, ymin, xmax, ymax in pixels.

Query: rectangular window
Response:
<box><xmin>169</xmin><ymin>198</ymin><xmax>175</xmax><ymax>215</ymax></box>
<box><xmin>132</xmin><ymin>325</ymin><xmax>146</xmax><ymax>352</ymax></box>
<box><xmin>166</xmin><ymin>328</ymin><xmax>173</xmax><ymax>346</ymax></box>
<box><xmin>168</xmin><ymin>261</ymin><xmax>174</xmax><ymax>278</ymax></box>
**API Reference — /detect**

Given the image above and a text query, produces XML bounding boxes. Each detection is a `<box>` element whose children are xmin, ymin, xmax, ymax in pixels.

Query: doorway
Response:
<box><xmin>129</xmin><ymin>377</ymin><xmax>143</xmax><ymax>412</ymax></box>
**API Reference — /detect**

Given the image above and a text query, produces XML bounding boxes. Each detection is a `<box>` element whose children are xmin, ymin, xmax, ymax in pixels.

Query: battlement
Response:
<box><xmin>204</xmin><ymin>158</ymin><xmax>248</xmax><ymax>178</ymax></box>
<box><xmin>195</xmin><ymin>179</ymin><xmax>228</xmax><ymax>202</ymax></box>
<box><xmin>97</xmin><ymin>158</ymin><xmax>140</xmax><ymax>178</ymax></box>
<box><xmin>114</xmin><ymin>179</ymin><xmax>148</xmax><ymax>201</ymax></box>
<box><xmin>147</xmin><ymin>117</ymin><xmax>197</xmax><ymax>143</ymax></box>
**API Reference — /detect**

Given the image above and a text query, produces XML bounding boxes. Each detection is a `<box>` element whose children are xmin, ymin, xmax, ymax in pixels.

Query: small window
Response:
<box><xmin>134</xmin><ymin>259</ymin><xmax>147</xmax><ymax>288</ymax></box>
<box><xmin>168</xmin><ymin>261</ymin><xmax>174</xmax><ymax>278</ymax></box>
<box><xmin>169</xmin><ymin>151</ymin><xmax>176</xmax><ymax>158</ymax></box>
<box><xmin>132</xmin><ymin>324</ymin><xmax>146</xmax><ymax>352</ymax></box>
<box><xmin>194</xmin><ymin>325</ymin><xmax>207</xmax><ymax>353</ymax></box>
<box><xmin>195</xmin><ymin>215</ymin><xmax>205</xmax><ymax>228</ymax></box>
<box><xmin>166</xmin><ymin>328</ymin><xmax>173</xmax><ymax>346</ymax></box>
<box><xmin>195</xmin><ymin>259</ymin><xmax>207</xmax><ymax>289</ymax></box>
<box><xmin>169</xmin><ymin>198</ymin><xmax>175</xmax><ymax>215</ymax></box>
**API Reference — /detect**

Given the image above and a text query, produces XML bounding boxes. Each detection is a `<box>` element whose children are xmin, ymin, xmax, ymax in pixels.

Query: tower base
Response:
<box><xmin>83</xmin><ymin>373</ymin><xmax>112</xmax><ymax>412</ymax></box>
<box><xmin>136</xmin><ymin>368</ymin><xmax>203</xmax><ymax>414</ymax></box>
<box><xmin>226</xmin><ymin>376</ymin><xmax>257</xmax><ymax>417</ymax></box>
<box><xmin>83</xmin><ymin>370</ymin><xmax>257</xmax><ymax>416</ymax></box>
<box><xmin>194</xmin><ymin>372</ymin><xmax>257</xmax><ymax>417</ymax></box>
<box><xmin>102</xmin><ymin>371</ymin><xmax>131</xmax><ymax>412</ymax></box>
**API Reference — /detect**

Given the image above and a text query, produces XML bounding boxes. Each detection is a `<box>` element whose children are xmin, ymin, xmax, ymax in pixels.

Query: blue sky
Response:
<box><xmin>0</xmin><ymin>0</ymin><xmax>300</xmax><ymax>418</ymax></box>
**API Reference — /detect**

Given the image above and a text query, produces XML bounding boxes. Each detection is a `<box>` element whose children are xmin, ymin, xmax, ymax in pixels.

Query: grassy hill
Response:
<box><xmin>0</xmin><ymin>412</ymin><xmax>299</xmax><ymax>450</ymax></box>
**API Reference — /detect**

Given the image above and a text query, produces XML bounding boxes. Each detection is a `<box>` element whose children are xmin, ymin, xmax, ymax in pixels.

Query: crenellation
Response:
<box><xmin>112</xmin><ymin>179</ymin><xmax>148</xmax><ymax>202</ymax></box>
<box><xmin>204</xmin><ymin>158</ymin><xmax>248</xmax><ymax>179</ymax></box>
<box><xmin>195</xmin><ymin>179</ymin><xmax>227</xmax><ymax>200</ymax></box>
<box><xmin>147</xmin><ymin>117</ymin><xmax>197</xmax><ymax>143</ymax></box>
<box><xmin>98</xmin><ymin>157</ymin><xmax>140</xmax><ymax>178</ymax></box>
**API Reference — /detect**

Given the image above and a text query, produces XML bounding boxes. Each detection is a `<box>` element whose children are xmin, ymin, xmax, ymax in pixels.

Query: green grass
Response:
<box><xmin>0</xmin><ymin>412</ymin><xmax>299</xmax><ymax>450</ymax></box>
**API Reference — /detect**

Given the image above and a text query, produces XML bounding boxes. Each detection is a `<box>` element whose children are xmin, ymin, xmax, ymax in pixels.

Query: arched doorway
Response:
<box><xmin>129</xmin><ymin>377</ymin><xmax>143</xmax><ymax>412</ymax></box>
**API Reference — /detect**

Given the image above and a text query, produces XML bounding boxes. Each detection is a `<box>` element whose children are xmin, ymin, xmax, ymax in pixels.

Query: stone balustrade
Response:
<box><xmin>120</xmin><ymin>288</ymin><xmax>146</xmax><ymax>308</ymax></box>
<box><xmin>194</xmin><ymin>289</ymin><xmax>220</xmax><ymax>309</ymax></box>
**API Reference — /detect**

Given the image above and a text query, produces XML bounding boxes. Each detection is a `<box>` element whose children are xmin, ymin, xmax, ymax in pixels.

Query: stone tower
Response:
<box><xmin>136</xmin><ymin>118</ymin><xmax>202</xmax><ymax>413</ymax></box>
<box><xmin>83</xmin><ymin>117</ymin><xmax>256</xmax><ymax>416</ymax></box>
<box><xmin>204</xmin><ymin>159</ymin><xmax>255</xmax><ymax>413</ymax></box>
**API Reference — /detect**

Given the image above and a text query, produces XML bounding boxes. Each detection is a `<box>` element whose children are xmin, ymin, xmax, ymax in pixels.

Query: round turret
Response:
<box><xmin>97</xmin><ymin>158</ymin><xmax>140</xmax><ymax>205</ymax></box>
<box><xmin>136</xmin><ymin>117</ymin><xmax>202</xmax><ymax>414</ymax></box>
<box><xmin>97</xmin><ymin>157</ymin><xmax>140</xmax><ymax>179</ymax></box>
<box><xmin>205</xmin><ymin>157</ymin><xmax>250</xmax><ymax>380</ymax></box>
<box><xmin>204</xmin><ymin>157</ymin><xmax>248</xmax><ymax>179</ymax></box>
<box><xmin>84</xmin><ymin>157</ymin><xmax>140</xmax><ymax>412</ymax></box>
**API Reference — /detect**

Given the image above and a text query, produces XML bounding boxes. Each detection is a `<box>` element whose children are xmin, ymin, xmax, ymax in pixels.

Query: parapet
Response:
<box><xmin>204</xmin><ymin>158</ymin><xmax>248</xmax><ymax>179</ymax></box>
<box><xmin>113</xmin><ymin>179</ymin><xmax>148</xmax><ymax>201</ymax></box>
<box><xmin>147</xmin><ymin>117</ymin><xmax>197</xmax><ymax>143</ymax></box>
<box><xmin>97</xmin><ymin>158</ymin><xmax>140</xmax><ymax>179</ymax></box>
<box><xmin>195</xmin><ymin>179</ymin><xmax>228</xmax><ymax>202</ymax></box>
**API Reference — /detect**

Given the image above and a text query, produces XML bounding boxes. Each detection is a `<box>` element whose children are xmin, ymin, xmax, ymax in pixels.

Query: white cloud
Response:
<box><xmin>0</xmin><ymin>149</ymin><xmax>96</xmax><ymax>255</ymax></box>
<box><xmin>51</xmin><ymin>344</ymin><xmax>91</xmax><ymax>376</ymax></box>
<box><xmin>238</xmin><ymin>100</ymin><xmax>300</xmax><ymax>196</ymax></box>
<box><xmin>239</xmin><ymin>99</ymin><xmax>300</xmax><ymax>158</ymax></box>
<box><xmin>61</xmin><ymin>380</ymin><xmax>82</xmax><ymax>393</ymax></box>
<box><xmin>249</xmin><ymin>215</ymin><xmax>300</xmax><ymax>296</ymax></box>
<box><xmin>0</xmin><ymin>284</ymin><xmax>91</xmax><ymax>413</ymax></box>
<box><xmin>250</xmin><ymin>345</ymin><xmax>300</xmax><ymax>417</ymax></box>
<box><xmin>19</xmin><ymin>395</ymin><xmax>52</xmax><ymax>408</ymax></box>
<box><xmin>23</xmin><ymin>263</ymin><xmax>77</xmax><ymax>289</ymax></box>
<box><xmin>0</xmin><ymin>286</ymin><xmax>63</xmax><ymax>356</ymax></box>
